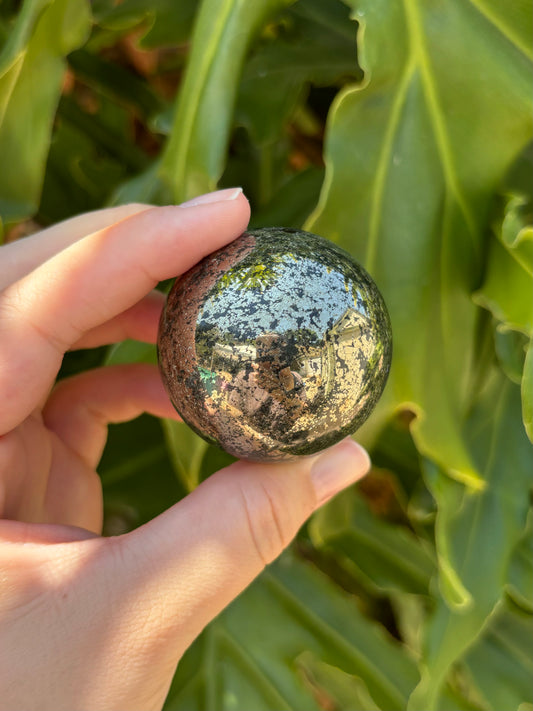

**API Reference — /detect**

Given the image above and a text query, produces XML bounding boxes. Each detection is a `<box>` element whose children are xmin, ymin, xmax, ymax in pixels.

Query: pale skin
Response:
<box><xmin>0</xmin><ymin>188</ymin><xmax>370</xmax><ymax>711</ymax></box>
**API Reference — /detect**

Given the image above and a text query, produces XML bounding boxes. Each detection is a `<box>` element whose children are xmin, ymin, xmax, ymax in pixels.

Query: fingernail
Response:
<box><xmin>180</xmin><ymin>187</ymin><xmax>243</xmax><ymax>208</ymax></box>
<box><xmin>310</xmin><ymin>438</ymin><xmax>371</xmax><ymax>507</ymax></box>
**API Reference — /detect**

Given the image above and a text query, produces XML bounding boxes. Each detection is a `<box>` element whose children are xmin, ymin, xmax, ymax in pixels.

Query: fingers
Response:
<box><xmin>0</xmin><ymin>203</ymin><xmax>152</xmax><ymax>290</ymax></box>
<box><xmin>103</xmin><ymin>439</ymin><xmax>370</xmax><ymax>664</ymax></box>
<box><xmin>0</xmin><ymin>188</ymin><xmax>249</xmax><ymax>435</ymax></box>
<box><xmin>71</xmin><ymin>290</ymin><xmax>165</xmax><ymax>349</ymax></box>
<box><xmin>43</xmin><ymin>364</ymin><xmax>179</xmax><ymax>470</ymax></box>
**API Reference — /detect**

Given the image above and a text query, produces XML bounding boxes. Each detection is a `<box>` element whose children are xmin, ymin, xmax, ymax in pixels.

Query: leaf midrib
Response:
<box><xmin>365</xmin><ymin>58</ymin><xmax>415</xmax><ymax>272</ymax></box>
<box><xmin>402</xmin><ymin>0</ymin><xmax>478</xmax><ymax>245</ymax></box>
<box><xmin>217</xmin><ymin>627</ymin><xmax>296</xmax><ymax>710</ymax></box>
<box><xmin>263</xmin><ymin>570</ymin><xmax>410</xmax><ymax>709</ymax></box>
<box><xmin>337</xmin><ymin>525</ymin><xmax>434</xmax><ymax>589</ymax></box>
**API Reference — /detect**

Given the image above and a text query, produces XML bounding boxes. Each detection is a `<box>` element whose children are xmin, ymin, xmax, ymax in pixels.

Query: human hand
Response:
<box><xmin>0</xmin><ymin>190</ymin><xmax>370</xmax><ymax>710</ymax></box>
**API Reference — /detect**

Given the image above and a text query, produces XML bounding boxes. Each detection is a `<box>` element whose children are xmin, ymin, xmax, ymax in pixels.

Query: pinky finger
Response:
<box><xmin>43</xmin><ymin>364</ymin><xmax>179</xmax><ymax>470</ymax></box>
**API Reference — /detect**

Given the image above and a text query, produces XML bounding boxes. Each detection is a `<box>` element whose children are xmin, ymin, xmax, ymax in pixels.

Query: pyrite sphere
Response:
<box><xmin>158</xmin><ymin>227</ymin><xmax>392</xmax><ymax>461</ymax></box>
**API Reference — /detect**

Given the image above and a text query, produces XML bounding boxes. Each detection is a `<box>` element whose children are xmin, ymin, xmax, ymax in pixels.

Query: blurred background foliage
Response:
<box><xmin>1</xmin><ymin>0</ymin><xmax>532</xmax><ymax>709</ymax></box>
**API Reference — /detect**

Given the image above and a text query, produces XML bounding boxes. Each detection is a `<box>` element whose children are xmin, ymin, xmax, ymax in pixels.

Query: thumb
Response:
<box><xmin>106</xmin><ymin>438</ymin><xmax>370</xmax><ymax>658</ymax></box>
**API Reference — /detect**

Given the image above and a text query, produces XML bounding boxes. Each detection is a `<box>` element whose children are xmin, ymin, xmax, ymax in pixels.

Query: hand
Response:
<box><xmin>0</xmin><ymin>190</ymin><xmax>370</xmax><ymax>711</ymax></box>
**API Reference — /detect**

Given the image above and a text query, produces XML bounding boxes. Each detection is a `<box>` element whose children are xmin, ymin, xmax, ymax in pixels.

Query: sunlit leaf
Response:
<box><xmin>160</xmin><ymin>419</ymin><xmax>208</xmax><ymax>493</ymax></box>
<box><xmin>0</xmin><ymin>0</ymin><xmax>91</xmax><ymax>222</ymax></box>
<box><xmin>160</xmin><ymin>0</ymin><xmax>295</xmax><ymax>202</ymax></box>
<box><xmin>106</xmin><ymin>339</ymin><xmax>157</xmax><ymax>366</ymax></box>
<box><xmin>308</xmin><ymin>0</ymin><xmax>533</xmax><ymax>490</ymax></box>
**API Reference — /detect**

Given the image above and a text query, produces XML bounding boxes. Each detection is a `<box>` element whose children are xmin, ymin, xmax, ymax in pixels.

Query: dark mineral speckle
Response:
<box><xmin>157</xmin><ymin>227</ymin><xmax>392</xmax><ymax>461</ymax></box>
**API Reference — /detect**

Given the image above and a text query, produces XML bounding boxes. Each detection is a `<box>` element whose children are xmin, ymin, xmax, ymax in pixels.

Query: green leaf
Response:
<box><xmin>310</xmin><ymin>489</ymin><xmax>435</xmax><ymax>596</ymax></box>
<box><xmin>463</xmin><ymin>599</ymin><xmax>533</xmax><ymax>711</ymax></box>
<box><xmin>409</xmin><ymin>373</ymin><xmax>533</xmax><ymax>710</ymax></box>
<box><xmin>295</xmin><ymin>651</ymin><xmax>381</xmax><ymax>711</ymax></box>
<box><xmin>307</xmin><ymin>0</ymin><xmax>533</xmax><ymax>489</ymax></box>
<box><xmin>499</xmin><ymin>193</ymin><xmax>533</xmax><ymax>275</ymax></box>
<box><xmin>100</xmin><ymin>414</ymin><xmax>186</xmax><ymax>534</ymax></box>
<box><xmin>39</xmin><ymin>97</ymin><xmax>135</xmax><ymax>223</ymax></box>
<box><xmin>0</xmin><ymin>0</ymin><xmax>51</xmax><ymax>81</ymax></box>
<box><xmin>249</xmin><ymin>167</ymin><xmax>324</xmax><ymax>230</ymax></box>
<box><xmin>235</xmin><ymin>0</ymin><xmax>360</xmax><ymax>146</ymax></box>
<box><xmin>160</xmin><ymin>0</ymin><xmax>294</xmax><ymax>202</ymax></box>
<box><xmin>506</xmin><ymin>510</ymin><xmax>533</xmax><ymax>612</ymax></box>
<box><xmin>106</xmin><ymin>339</ymin><xmax>157</xmax><ymax>366</ymax></box>
<box><xmin>0</xmin><ymin>0</ymin><xmax>91</xmax><ymax>222</ymax></box>
<box><xmin>493</xmin><ymin>329</ymin><xmax>528</xmax><ymax>385</ymax></box>
<box><xmin>165</xmin><ymin>552</ymin><xmax>419</xmax><ymax>711</ymax></box>
<box><xmin>473</xmin><ymin>189</ymin><xmax>533</xmax><ymax>438</ymax></box>
<box><xmin>523</xmin><ymin>337</ymin><xmax>533</xmax><ymax>441</ymax></box>
<box><xmin>95</xmin><ymin>0</ymin><xmax>199</xmax><ymax>48</ymax></box>
<box><xmin>68</xmin><ymin>48</ymin><xmax>164</xmax><ymax>122</ymax></box>
<box><xmin>473</xmin><ymin>234</ymin><xmax>532</xmax><ymax>336</ymax></box>
<box><xmin>161</xmin><ymin>419</ymin><xmax>208</xmax><ymax>493</ymax></box>
<box><xmin>108</xmin><ymin>161</ymin><xmax>172</xmax><ymax>208</ymax></box>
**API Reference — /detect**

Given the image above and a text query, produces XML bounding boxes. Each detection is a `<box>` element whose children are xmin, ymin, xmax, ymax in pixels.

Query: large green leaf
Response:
<box><xmin>409</xmin><ymin>373</ymin><xmax>533</xmax><ymax>710</ymax></box>
<box><xmin>0</xmin><ymin>0</ymin><xmax>91</xmax><ymax>222</ymax></box>
<box><xmin>307</xmin><ymin>0</ymin><xmax>533</xmax><ymax>488</ymax></box>
<box><xmin>160</xmin><ymin>0</ymin><xmax>294</xmax><ymax>202</ymax></box>
<box><xmin>463</xmin><ymin>599</ymin><xmax>533</xmax><ymax>711</ymax></box>
<box><xmin>309</xmin><ymin>489</ymin><xmax>435</xmax><ymax>596</ymax></box>
<box><xmin>165</xmin><ymin>552</ymin><xmax>419</xmax><ymax>711</ymax></box>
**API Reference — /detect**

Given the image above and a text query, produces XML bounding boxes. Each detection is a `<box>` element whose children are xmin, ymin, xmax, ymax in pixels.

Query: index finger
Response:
<box><xmin>0</xmin><ymin>203</ymin><xmax>151</xmax><ymax>290</ymax></box>
<box><xmin>0</xmin><ymin>189</ymin><xmax>249</xmax><ymax>435</ymax></box>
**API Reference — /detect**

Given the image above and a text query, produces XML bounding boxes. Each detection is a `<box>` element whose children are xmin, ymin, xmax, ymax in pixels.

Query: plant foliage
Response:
<box><xmin>1</xmin><ymin>0</ymin><xmax>532</xmax><ymax>708</ymax></box>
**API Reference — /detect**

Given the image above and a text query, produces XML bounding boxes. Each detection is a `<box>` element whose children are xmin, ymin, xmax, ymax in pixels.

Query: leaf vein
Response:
<box><xmin>264</xmin><ymin>571</ymin><xmax>408</xmax><ymax>708</ymax></box>
<box><xmin>403</xmin><ymin>0</ymin><xmax>479</xmax><ymax>251</ymax></box>
<box><xmin>366</xmin><ymin>59</ymin><xmax>416</xmax><ymax>271</ymax></box>
<box><xmin>466</xmin><ymin>0</ymin><xmax>533</xmax><ymax>61</ymax></box>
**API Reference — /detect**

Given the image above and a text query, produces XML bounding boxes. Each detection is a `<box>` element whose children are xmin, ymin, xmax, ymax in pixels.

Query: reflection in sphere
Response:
<box><xmin>158</xmin><ymin>228</ymin><xmax>392</xmax><ymax>461</ymax></box>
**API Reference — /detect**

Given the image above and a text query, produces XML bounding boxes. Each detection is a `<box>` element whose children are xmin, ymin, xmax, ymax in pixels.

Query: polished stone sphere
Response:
<box><xmin>157</xmin><ymin>227</ymin><xmax>392</xmax><ymax>461</ymax></box>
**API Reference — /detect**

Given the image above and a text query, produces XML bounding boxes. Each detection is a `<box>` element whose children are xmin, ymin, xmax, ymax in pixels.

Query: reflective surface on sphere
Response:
<box><xmin>158</xmin><ymin>228</ymin><xmax>392</xmax><ymax>461</ymax></box>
